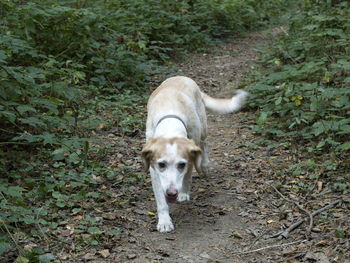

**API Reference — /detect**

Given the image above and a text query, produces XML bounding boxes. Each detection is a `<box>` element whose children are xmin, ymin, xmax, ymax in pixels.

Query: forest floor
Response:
<box><xmin>89</xmin><ymin>28</ymin><xmax>348</xmax><ymax>263</ymax></box>
<box><xmin>11</xmin><ymin>28</ymin><xmax>348</xmax><ymax>263</ymax></box>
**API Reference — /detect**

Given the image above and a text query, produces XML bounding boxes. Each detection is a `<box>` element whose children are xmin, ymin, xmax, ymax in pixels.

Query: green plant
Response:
<box><xmin>248</xmin><ymin>1</ymin><xmax>350</xmax><ymax>155</ymax></box>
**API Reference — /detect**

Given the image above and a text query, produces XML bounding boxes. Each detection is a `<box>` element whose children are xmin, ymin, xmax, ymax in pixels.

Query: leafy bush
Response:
<box><xmin>249</xmin><ymin>0</ymin><xmax>350</xmax><ymax>154</ymax></box>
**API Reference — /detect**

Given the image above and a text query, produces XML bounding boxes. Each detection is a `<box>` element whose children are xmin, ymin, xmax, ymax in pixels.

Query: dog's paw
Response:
<box><xmin>201</xmin><ymin>166</ymin><xmax>209</xmax><ymax>176</ymax></box>
<box><xmin>157</xmin><ymin>221</ymin><xmax>174</xmax><ymax>233</ymax></box>
<box><xmin>177</xmin><ymin>192</ymin><xmax>190</xmax><ymax>202</ymax></box>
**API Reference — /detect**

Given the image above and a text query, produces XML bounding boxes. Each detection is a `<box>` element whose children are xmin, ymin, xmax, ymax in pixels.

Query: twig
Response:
<box><xmin>271</xmin><ymin>199</ymin><xmax>343</xmax><ymax>239</ymax></box>
<box><xmin>233</xmin><ymin>239</ymin><xmax>307</xmax><ymax>255</ymax></box>
<box><xmin>272</xmin><ymin>185</ymin><xmax>313</xmax><ymax>236</ymax></box>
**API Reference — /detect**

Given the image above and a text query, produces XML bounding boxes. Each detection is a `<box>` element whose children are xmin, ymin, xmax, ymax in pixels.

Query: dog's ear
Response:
<box><xmin>141</xmin><ymin>139</ymin><xmax>156</xmax><ymax>172</ymax></box>
<box><xmin>188</xmin><ymin>141</ymin><xmax>202</xmax><ymax>174</ymax></box>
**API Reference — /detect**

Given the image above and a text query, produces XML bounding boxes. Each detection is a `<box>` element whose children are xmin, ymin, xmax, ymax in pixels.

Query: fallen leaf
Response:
<box><xmin>231</xmin><ymin>231</ymin><xmax>242</xmax><ymax>239</ymax></box>
<box><xmin>312</xmin><ymin>227</ymin><xmax>322</xmax><ymax>233</ymax></box>
<box><xmin>317</xmin><ymin>181</ymin><xmax>323</xmax><ymax>192</ymax></box>
<box><xmin>82</xmin><ymin>253</ymin><xmax>95</xmax><ymax>260</ymax></box>
<box><xmin>148</xmin><ymin>211</ymin><xmax>156</xmax><ymax>216</ymax></box>
<box><xmin>145</xmin><ymin>178</ymin><xmax>152</xmax><ymax>183</ymax></box>
<box><xmin>102</xmin><ymin>213</ymin><xmax>117</xmax><ymax>220</ymax></box>
<box><xmin>127</xmin><ymin>254</ymin><xmax>137</xmax><ymax>259</ymax></box>
<box><xmin>23</xmin><ymin>243</ymin><xmax>37</xmax><ymax>251</ymax></box>
<box><xmin>99</xmin><ymin>249</ymin><xmax>110</xmax><ymax>258</ymax></box>
<box><xmin>199</xmin><ymin>252</ymin><xmax>212</xmax><ymax>259</ymax></box>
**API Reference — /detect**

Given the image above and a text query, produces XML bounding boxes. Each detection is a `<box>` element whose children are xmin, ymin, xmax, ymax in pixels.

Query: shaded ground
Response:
<box><xmin>23</xmin><ymin>28</ymin><xmax>348</xmax><ymax>263</ymax></box>
<box><xmin>101</xmin><ymin>29</ymin><xmax>348</xmax><ymax>263</ymax></box>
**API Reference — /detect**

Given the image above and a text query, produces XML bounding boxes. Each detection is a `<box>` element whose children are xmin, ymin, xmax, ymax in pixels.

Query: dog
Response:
<box><xmin>141</xmin><ymin>76</ymin><xmax>248</xmax><ymax>232</ymax></box>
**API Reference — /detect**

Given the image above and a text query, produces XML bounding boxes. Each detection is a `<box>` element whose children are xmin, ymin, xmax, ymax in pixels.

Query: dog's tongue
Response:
<box><xmin>166</xmin><ymin>196</ymin><xmax>177</xmax><ymax>204</ymax></box>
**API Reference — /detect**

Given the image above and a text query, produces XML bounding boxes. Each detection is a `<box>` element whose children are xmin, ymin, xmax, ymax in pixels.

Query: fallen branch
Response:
<box><xmin>271</xmin><ymin>199</ymin><xmax>343</xmax><ymax>239</ymax></box>
<box><xmin>272</xmin><ymin>185</ymin><xmax>313</xmax><ymax>236</ymax></box>
<box><xmin>233</xmin><ymin>239</ymin><xmax>307</xmax><ymax>255</ymax></box>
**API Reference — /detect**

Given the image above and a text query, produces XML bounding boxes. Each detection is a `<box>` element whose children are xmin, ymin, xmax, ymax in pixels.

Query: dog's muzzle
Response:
<box><xmin>165</xmin><ymin>188</ymin><xmax>178</xmax><ymax>203</ymax></box>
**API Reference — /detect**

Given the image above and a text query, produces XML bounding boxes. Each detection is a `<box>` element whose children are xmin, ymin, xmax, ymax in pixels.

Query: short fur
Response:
<box><xmin>141</xmin><ymin>76</ymin><xmax>248</xmax><ymax>232</ymax></box>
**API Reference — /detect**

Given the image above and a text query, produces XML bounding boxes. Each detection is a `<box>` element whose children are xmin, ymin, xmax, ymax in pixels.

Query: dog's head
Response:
<box><xmin>141</xmin><ymin>137</ymin><xmax>202</xmax><ymax>203</ymax></box>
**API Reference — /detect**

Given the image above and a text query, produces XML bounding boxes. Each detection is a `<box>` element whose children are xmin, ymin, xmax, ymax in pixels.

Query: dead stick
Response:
<box><xmin>271</xmin><ymin>199</ymin><xmax>343</xmax><ymax>239</ymax></box>
<box><xmin>272</xmin><ymin>185</ymin><xmax>313</xmax><ymax>236</ymax></box>
<box><xmin>233</xmin><ymin>239</ymin><xmax>307</xmax><ymax>255</ymax></box>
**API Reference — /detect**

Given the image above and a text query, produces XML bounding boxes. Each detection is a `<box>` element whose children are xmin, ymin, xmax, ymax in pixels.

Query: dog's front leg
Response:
<box><xmin>178</xmin><ymin>172</ymin><xmax>191</xmax><ymax>202</ymax></box>
<box><xmin>150</xmin><ymin>170</ymin><xmax>174</xmax><ymax>232</ymax></box>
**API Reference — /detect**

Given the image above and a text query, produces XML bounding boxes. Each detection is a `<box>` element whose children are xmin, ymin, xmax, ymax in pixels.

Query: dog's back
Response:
<box><xmin>146</xmin><ymin>76</ymin><xmax>248</xmax><ymax>141</ymax></box>
<box><xmin>146</xmin><ymin>76</ymin><xmax>205</xmax><ymax>139</ymax></box>
<box><xmin>147</xmin><ymin>76</ymin><xmax>202</xmax><ymax>115</ymax></box>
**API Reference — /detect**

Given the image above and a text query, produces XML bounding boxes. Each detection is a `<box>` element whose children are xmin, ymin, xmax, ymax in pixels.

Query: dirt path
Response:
<box><xmin>116</xmin><ymin>29</ymin><xmax>298</xmax><ymax>262</ymax></box>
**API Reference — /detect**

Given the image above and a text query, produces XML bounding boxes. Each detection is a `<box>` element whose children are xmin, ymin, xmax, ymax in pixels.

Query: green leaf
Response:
<box><xmin>0</xmin><ymin>242</ymin><xmax>10</xmax><ymax>256</ymax></box>
<box><xmin>12</xmin><ymin>133</ymin><xmax>40</xmax><ymax>143</ymax></box>
<box><xmin>39</xmin><ymin>253</ymin><xmax>56</xmax><ymax>263</ymax></box>
<box><xmin>17</xmin><ymin>105</ymin><xmax>37</xmax><ymax>115</ymax></box>
<box><xmin>52</xmin><ymin>148</ymin><xmax>66</xmax><ymax>161</ymax></box>
<box><xmin>52</xmin><ymin>191</ymin><xmax>68</xmax><ymax>201</ymax></box>
<box><xmin>0</xmin><ymin>51</ymin><xmax>7</xmax><ymax>63</ymax></box>
<box><xmin>19</xmin><ymin>117</ymin><xmax>46</xmax><ymax>128</ymax></box>
<box><xmin>257</xmin><ymin>112</ymin><xmax>268</xmax><ymax>126</ymax></box>
<box><xmin>72</xmin><ymin>208</ymin><xmax>81</xmax><ymax>214</ymax></box>
<box><xmin>110</xmin><ymin>228</ymin><xmax>122</xmax><ymax>235</ymax></box>
<box><xmin>335</xmin><ymin>228</ymin><xmax>345</xmax><ymax>238</ymax></box>
<box><xmin>87</xmin><ymin>227</ymin><xmax>102</xmax><ymax>234</ymax></box>
<box><xmin>0</xmin><ymin>110</ymin><xmax>17</xmax><ymax>123</ymax></box>
<box><xmin>312</xmin><ymin>122</ymin><xmax>327</xmax><ymax>136</ymax></box>
<box><xmin>41</xmin><ymin>132</ymin><xmax>55</xmax><ymax>145</ymax></box>
<box><xmin>275</xmin><ymin>97</ymin><xmax>282</xmax><ymax>105</ymax></box>
<box><xmin>5</xmin><ymin>186</ymin><xmax>25</xmax><ymax>198</ymax></box>
<box><xmin>338</xmin><ymin>142</ymin><xmax>350</xmax><ymax>151</ymax></box>
<box><xmin>16</xmin><ymin>256</ymin><xmax>29</xmax><ymax>263</ymax></box>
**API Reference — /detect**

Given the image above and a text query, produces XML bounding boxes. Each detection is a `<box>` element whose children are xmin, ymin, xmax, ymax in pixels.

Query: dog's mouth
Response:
<box><xmin>166</xmin><ymin>195</ymin><xmax>178</xmax><ymax>204</ymax></box>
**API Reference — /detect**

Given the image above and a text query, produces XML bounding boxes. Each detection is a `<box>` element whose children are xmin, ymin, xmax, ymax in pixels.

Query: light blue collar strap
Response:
<box><xmin>156</xmin><ymin>115</ymin><xmax>188</xmax><ymax>137</ymax></box>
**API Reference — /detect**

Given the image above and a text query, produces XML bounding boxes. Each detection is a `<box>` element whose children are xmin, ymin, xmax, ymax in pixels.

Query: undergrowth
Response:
<box><xmin>248</xmin><ymin>0</ymin><xmax>350</xmax><ymax>193</ymax></box>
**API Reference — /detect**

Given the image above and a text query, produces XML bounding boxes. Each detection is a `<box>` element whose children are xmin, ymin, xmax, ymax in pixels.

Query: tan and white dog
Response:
<box><xmin>141</xmin><ymin>76</ymin><xmax>248</xmax><ymax>232</ymax></box>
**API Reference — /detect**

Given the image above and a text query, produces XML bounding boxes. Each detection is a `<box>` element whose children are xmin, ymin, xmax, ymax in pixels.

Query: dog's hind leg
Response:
<box><xmin>200</xmin><ymin>140</ymin><xmax>210</xmax><ymax>176</ymax></box>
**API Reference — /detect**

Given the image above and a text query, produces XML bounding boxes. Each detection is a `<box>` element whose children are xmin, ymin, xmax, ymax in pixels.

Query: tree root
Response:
<box><xmin>272</xmin><ymin>185</ymin><xmax>313</xmax><ymax>237</ymax></box>
<box><xmin>270</xmin><ymin>197</ymin><xmax>343</xmax><ymax>239</ymax></box>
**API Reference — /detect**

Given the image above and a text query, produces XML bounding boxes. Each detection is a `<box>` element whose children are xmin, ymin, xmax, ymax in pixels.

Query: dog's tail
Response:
<box><xmin>200</xmin><ymin>90</ymin><xmax>249</xmax><ymax>114</ymax></box>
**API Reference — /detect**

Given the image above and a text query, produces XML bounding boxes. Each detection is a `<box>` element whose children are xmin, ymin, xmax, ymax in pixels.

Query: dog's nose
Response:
<box><xmin>166</xmin><ymin>188</ymin><xmax>178</xmax><ymax>197</ymax></box>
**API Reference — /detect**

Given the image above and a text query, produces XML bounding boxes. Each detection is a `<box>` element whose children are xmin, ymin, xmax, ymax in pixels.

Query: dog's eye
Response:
<box><xmin>158</xmin><ymin>161</ymin><xmax>167</xmax><ymax>169</ymax></box>
<box><xmin>177</xmin><ymin>162</ymin><xmax>186</xmax><ymax>170</ymax></box>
